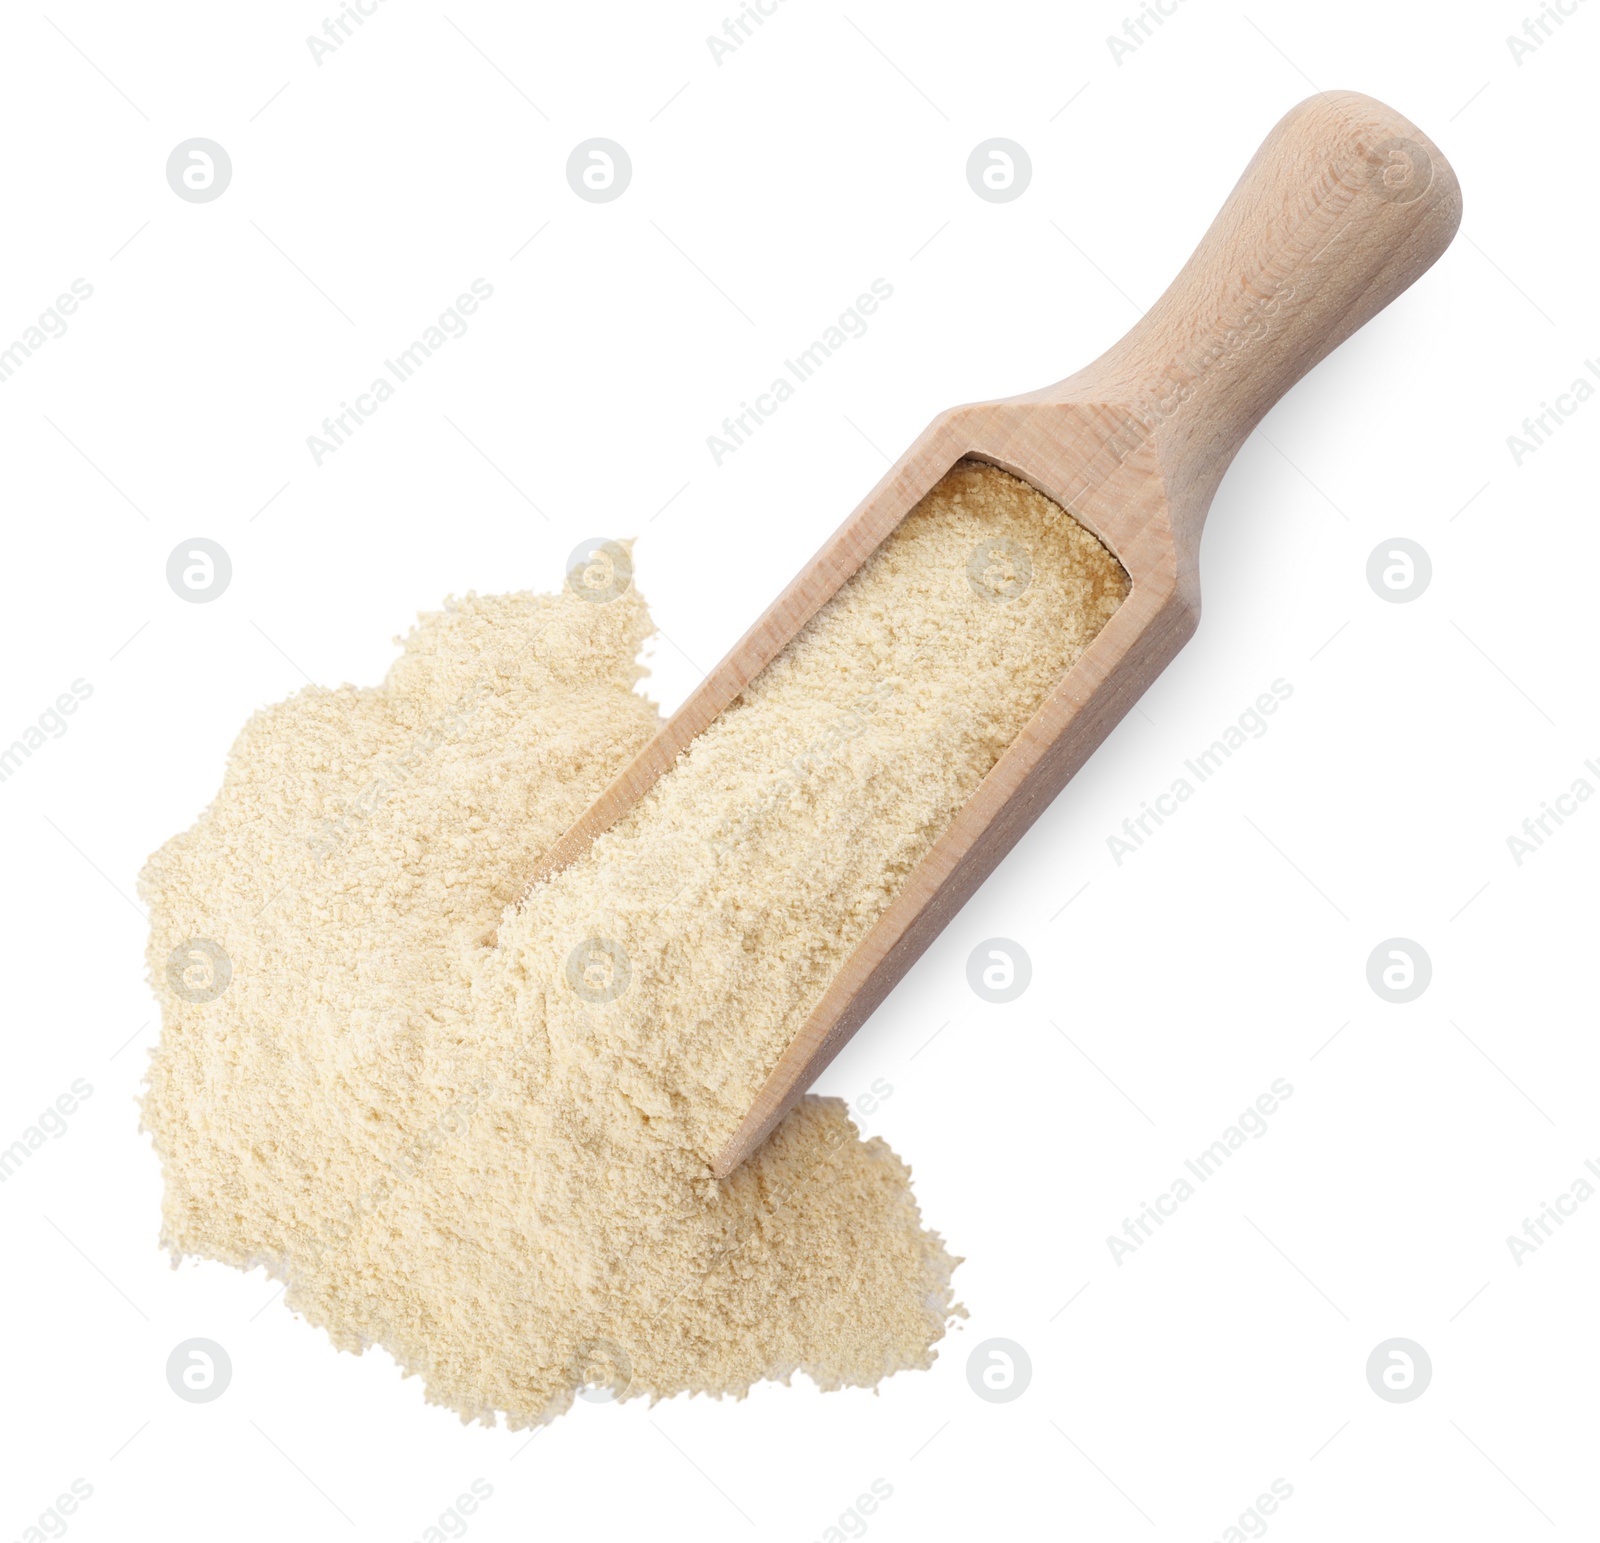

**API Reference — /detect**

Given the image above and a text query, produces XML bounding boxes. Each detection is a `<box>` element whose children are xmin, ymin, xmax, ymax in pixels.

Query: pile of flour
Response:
<box><xmin>142</xmin><ymin>461</ymin><xmax>1125</xmax><ymax>1426</ymax></box>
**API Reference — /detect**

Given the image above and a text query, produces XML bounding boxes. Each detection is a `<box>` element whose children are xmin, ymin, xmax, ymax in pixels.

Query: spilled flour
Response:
<box><xmin>142</xmin><ymin>460</ymin><xmax>1127</xmax><ymax>1427</ymax></box>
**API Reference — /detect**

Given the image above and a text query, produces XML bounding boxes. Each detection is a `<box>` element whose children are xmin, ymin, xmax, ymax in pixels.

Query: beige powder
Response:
<box><xmin>142</xmin><ymin>460</ymin><xmax>1126</xmax><ymax>1427</ymax></box>
<box><xmin>506</xmin><ymin>459</ymin><xmax>1130</xmax><ymax>1161</ymax></box>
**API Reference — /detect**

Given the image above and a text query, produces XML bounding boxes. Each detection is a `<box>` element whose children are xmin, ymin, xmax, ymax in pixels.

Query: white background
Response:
<box><xmin>1</xmin><ymin>1</ymin><xmax>1594</xmax><ymax>1539</ymax></box>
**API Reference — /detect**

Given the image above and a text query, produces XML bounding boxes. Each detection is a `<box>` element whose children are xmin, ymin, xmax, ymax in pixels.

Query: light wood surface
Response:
<box><xmin>522</xmin><ymin>92</ymin><xmax>1462</xmax><ymax>1178</ymax></box>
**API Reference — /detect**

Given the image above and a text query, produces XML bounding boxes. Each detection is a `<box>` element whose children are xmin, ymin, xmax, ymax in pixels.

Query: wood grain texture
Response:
<box><xmin>519</xmin><ymin>92</ymin><xmax>1462</xmax><ymax>1178</ymax></box>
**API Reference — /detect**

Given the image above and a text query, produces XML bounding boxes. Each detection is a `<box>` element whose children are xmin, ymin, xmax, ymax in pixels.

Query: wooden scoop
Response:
<box><xmin>531</xmin><ymin>91</ymin><xmax>1460</xmax><ymax>1178</ymax></box>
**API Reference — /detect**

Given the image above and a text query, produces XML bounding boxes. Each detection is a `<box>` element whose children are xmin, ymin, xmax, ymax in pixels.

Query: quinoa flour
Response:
<box><xmin>142</xmin><ymin>460</ymin><xmax>1127</xmax><ymax>1427</ymax></box>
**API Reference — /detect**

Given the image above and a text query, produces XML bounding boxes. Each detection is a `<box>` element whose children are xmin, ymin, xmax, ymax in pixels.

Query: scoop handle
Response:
<box><xmin>1056</xmin><ymin>91</ymin><xmax>1460</xmax><ymax>544</ymax></box>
